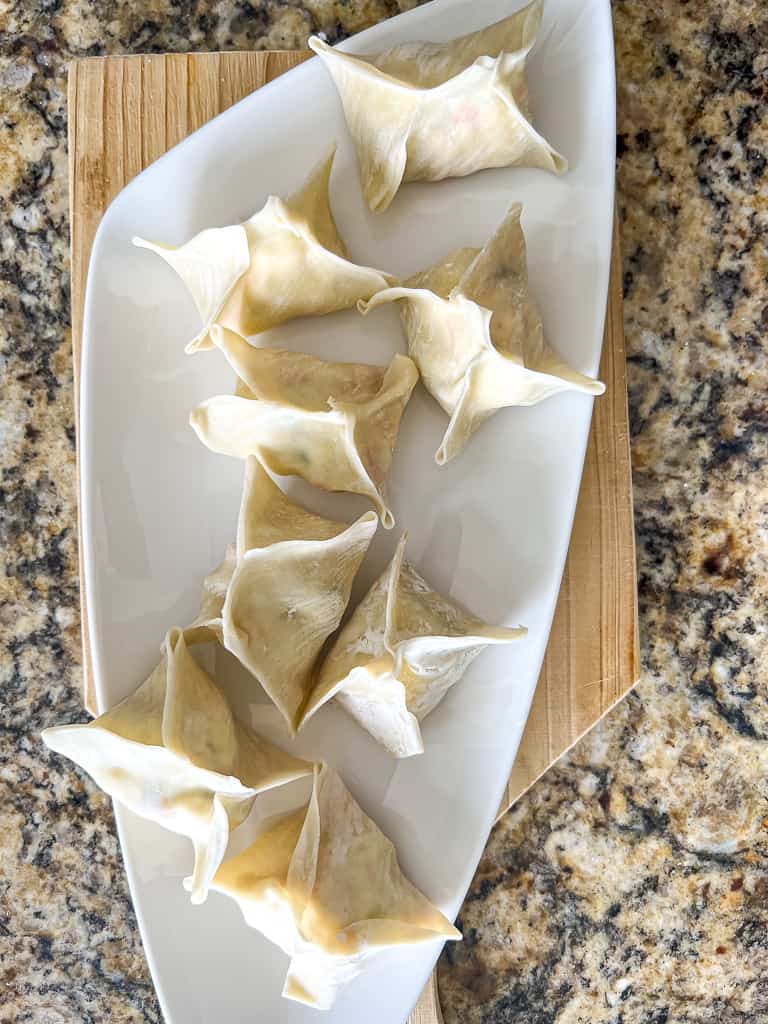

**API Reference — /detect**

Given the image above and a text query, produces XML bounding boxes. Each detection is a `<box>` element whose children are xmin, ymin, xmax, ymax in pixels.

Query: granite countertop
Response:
<box><xmin>2</xmin><ymin>0</ymin><xmax>767</xmax><ymax>1021</ymax></box>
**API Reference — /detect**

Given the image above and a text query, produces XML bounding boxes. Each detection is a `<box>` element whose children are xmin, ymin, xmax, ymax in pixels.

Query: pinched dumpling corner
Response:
<box><xmin>361</xmin><ymin>202</ymin><xmax>605</xmax><ymax>464</ymax></box>
<box><xmin>190</xmin><ymin>457</ymin><xmax>377</xmax><ymax>734</ymax></box>
<box><xmin>132</xmin><ymin>145</ymin><xmax>394</xmax><ymax>352</ymax></box>
<box><xmin>190</xmin><ymin>326</ymin><xmax>418</xmax><ymax>527</ymax></box>
<box><xmin>211</xmin><ymin>762</ymin><xmax>460</xmax><ymax>1009</ymax></box>
<box><xmin>307</xmin><ymin>535</ymin><xmax>526</xmax><ymax>757</ymax></box>
<box><xmin>309</xmin><ymin>0</ymin><xmax>565</xmax><ymax>213</ymax></box>
<box><xmin>41</xmin><ymin>629</ymin><xmax>311</xmax><ymax>904</ymax></box>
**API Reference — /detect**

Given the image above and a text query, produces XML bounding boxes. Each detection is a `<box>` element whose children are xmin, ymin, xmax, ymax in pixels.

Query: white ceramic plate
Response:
<box><xmin>81</xmin><ymin>1</ymin><xmax>614</xmax><ymax>1020</ymax></box>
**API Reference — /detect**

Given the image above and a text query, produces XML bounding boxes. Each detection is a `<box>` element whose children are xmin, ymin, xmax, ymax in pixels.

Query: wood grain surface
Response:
<box><xmin>68</xmin><ymin>50</ymin><xmax>638</xmax><ymax>1024</ymax></box>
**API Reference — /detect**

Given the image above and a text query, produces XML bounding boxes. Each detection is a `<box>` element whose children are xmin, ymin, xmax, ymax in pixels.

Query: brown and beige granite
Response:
<box><xmin>439</xmin><ymin>3</ymin><xmax>768</xmax><ymax>1022</ymax></box>
<box><xmin>0</xmin><ymin>1</ymin><xmax>766</xmax><ymax>1022</ymax></box>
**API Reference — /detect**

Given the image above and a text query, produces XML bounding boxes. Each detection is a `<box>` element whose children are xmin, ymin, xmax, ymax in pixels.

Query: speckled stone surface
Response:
<box><xmin>0</xmin><ymin>1</ymin><xmax>766</xmax><ymax>1022</ymax></box>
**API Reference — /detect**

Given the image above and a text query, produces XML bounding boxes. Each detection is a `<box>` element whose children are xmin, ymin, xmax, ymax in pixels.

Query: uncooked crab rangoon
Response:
<box><xmin>361</xmin><ymin>202</ymin><xmax>605</xmax><ymax>464</ymax></box>
<box><xmin>41</xmin><ymin>628</ymin><xmax>311</xmax><ymax>904</ymax></box>
<box><xmin>133</xmin><ymin>146</ymin><xmax>394</xmax><ymax>350</ymax></box>
<box><xmin>190</xmin><ymin>326</ymin><xmax>418</xmax><ymax>527</ymax></box>
<box><xmin>309</xmin><ymin>0</ymin><xmax>566</xmax><ymax>212</ymax></box>
<box><xmin>210</xmin><ymin>763</ymin><xmax>460</xmax><ymax>1008</ymax></box>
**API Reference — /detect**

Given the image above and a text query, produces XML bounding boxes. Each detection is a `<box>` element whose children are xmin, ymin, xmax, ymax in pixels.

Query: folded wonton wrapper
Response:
<box><xmin>309</xmin><ymin>0</ymin><xmax>565</xmax><ymax>213</ymax></box>
<box><xmin>41</xmin><ymin>629</ymin><xmax>311</xmax><ymax>903</ymax></box>
<box><xmin>183</xmin><ymin>544</ymin><xmax>236</xmax><ymax>647</ymax></box>
<box><xmin>308</xmin><ymin>535</ymin><xmax>526</xmax><ymax>757</ymax></box>
<box><xmin>361</xmin><ymin>203</ymin><xmax>605</xmax><ymax>464</ymax></box>
<box><xmin>211</xmin><ymin>762</ymin><xmax>460</xmax><ymax>1008</ymax></box>
<box><xmin>133</xmin><ymin>146</ymin><xmax>394</xmax><ymax>351</ymax></box>
<box><xmin>187</xmin><ymin>456</ymin><xmax>378</xmax><ymax>733</ymax></box>
<box><xmin>190</xmin><ymin>327</ymin><xmax>418</xmax><ymax>527</ymax></box>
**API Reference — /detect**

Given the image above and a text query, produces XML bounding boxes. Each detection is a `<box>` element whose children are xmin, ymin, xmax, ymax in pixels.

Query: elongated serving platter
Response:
<box><xmin>70</xmin><ymin>1</ymin><xmax>634</xmax><ymax>1021</ymax></box>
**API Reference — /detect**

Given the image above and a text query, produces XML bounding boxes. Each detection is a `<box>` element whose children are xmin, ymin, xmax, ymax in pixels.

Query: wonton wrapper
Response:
<box><xmin>361</xmin><ymin>202</ymin><xmax>605</xmax><ymax>464</ymax></box>
<box><xmin>309</xmin><ymin>535</ymin><xmax>526</xmax><ymax>757</ymax></box>
<box><xmin>41</xmin><ymin>629</ymin><xmax>311</xmax><ymax>903</ymax></box>
<box><xmin>211</xmin><ymin>762</ymin><xmax>459</xmax><ymax>1008</ymax></box>
<box><xmin>189</xmin><ymin>456</ymin><xmax>377</xmax><ymax>733</ymax></box>
<box><xmin>309</xmin><ymin>0</ymin><xmax>565</xmax><ymax>213</ymax></box>
<box><xmin>183</xmin><ymin>545</ymin><xmax>236</xmax><ymax>646</ymax></box>
<box><xmin>133</xmin><ymin>146</ymin><xmax>394</xmax><ymax>351</ymax></box>
<box><xmin>190</xmin><ymin>326</ymin><xmax>418</xmax><ymax>527</ymax></box>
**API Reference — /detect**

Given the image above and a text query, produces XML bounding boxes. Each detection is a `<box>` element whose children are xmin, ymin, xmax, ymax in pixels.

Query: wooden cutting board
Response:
<box><xmin>68</xmin><ymin>51</ymin><xmax>638</xmax><ymax>1024</ymax></box>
